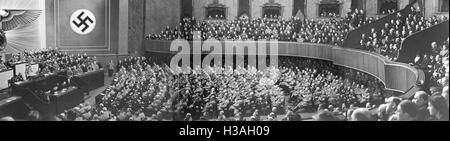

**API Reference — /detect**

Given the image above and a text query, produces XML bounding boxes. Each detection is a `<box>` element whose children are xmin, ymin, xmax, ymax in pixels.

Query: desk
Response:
<box><xmin>72</xmin><ymin>69</ymin><xmax>105</xmax><ymax>92</ymax></box>
<box><xmin>0</xmin><ymin>69</ymin><xmax>13</xmax><ymax>90</ymax></box>
<box><xmin>51</xmin><ymin>86</ymin><xmax>84</xmax><ymax>114</ymax></box>
<box><xmin>11</xmin><ymin>84</ymin><xmax>84</xmax><ymax>115</ymax></box>
<box><xmin>12</xmin><ymin>71</ymin><xmax>85</xmax><ymax>115</ymax></box>
<box><xmin>14</xmin><ymin>72</ymin><xmax>68</xmax><ymax>92</ymax></box>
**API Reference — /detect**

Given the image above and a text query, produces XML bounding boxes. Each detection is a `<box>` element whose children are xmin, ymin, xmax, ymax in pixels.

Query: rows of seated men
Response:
<box><xmin>411</xmin><ymin>38</ymin><xmax>449</xmax><ymax>102</ymax></box>
<box><xmin>4</xmin><ymin>49</ymin><xmax>101</xmax><ymax>82</ymax></box>
<box><xmin>312</xmin><ymin>93</ymin><xmax>447</xmax><ymax>121</ymax></box>
<box><xmin>147</xmin><ymin>9</ymin><xmax>374</xmax><ymax>47</ymax></box>
<box><xmin>1</xmin><ymin>49</ymin><xmax>103</xmax><ymax>104</ymax></box>
<box><xmin>60</xmin><ymin>56</ymin><xmax>447</xmax><ymax>122</ymax></box>
<box><xmin>359</xmin><ymin>7</ymin><xmax>446</xmax><ymax>61</ymax></box>
<box><xmin>51</xmin><ymin>55</ymin><xmax>391</xmax><ymax>121</ymax></box>
<box><xmin>146</xmin><ymin>6</ymin><xmax>447</xmax><ymax>64</ymax></box>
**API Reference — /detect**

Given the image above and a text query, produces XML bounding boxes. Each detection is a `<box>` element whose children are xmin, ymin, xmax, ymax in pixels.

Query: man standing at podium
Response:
<box><xmin>0</xmin><ymin>59</ymin><xmax>6</xmax><ymax>70</ymax></box>
<box><xmin>0</xmin><ymin>30</ymin><xmax>6</xmax><ymax>71</ymax></box>
<box><xmin>0</xmin><ymin>29</ymin><xmax>6</xmax><ymax>63</ymax></box>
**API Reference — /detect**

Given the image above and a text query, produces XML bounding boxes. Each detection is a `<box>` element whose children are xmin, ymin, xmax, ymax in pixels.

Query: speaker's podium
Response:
<box><xmin>11</xmin><ymin>74</ymin><xmax>85</xmax><ymax>115</ymax></box>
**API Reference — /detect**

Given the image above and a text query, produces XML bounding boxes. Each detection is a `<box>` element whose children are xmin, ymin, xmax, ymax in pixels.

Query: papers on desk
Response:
<box><xmin>14</xmin><ymin>63</ymin><xmax>26</xmax><ymax>76</ymax></box>
<box><xmin>14</xmin><ymin>80</ymin><xmax>25</xmax><ymax>84</ymax></box>
<box><xmin>0</xmin><ymin>96</ymin><xmax>19</xmax><ymax>107</ymax></box>
<box><xmin>53</xmin><ymin>86</ymin><xmax>77</xmax><ymax>96</ymax></box>
<box><xmin>6</xmin><ymin>96</ymin><xmax>18</xmax><ymax>103</ymax></box>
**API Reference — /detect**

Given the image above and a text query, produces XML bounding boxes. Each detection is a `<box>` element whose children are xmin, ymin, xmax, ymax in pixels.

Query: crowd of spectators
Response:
<box><xmin>1</xmin><ymin>49</ymin><xmax>103</xmax><ymax>106</ymax></box>
<box><xmin>0</xmin><ymin>59</ymin><xmax>8</xmax><ymax>71</ymax></box>
<box><xmin>312</xmin><ymin>37</ymin><xmax>449</xmax><ymax>121</ymax></box>
<box><xmin>2</xmin><ymin>6</ymin><xmax>448</xmax><ymax>122</ymax></box>
<box><xmin>312</xmin><ymin>91</ymin><xmax>448</xmax><ymax>121</ymax></box>
<box><xmin>52</xmin><ymin>56</ymin><xmax>389</xmax><ymax>121</ymax></box>
<box><xmin>4</xmin><ymin>48</ymin><xmax>101</xmax><ymax>81</ymax></box>
<box><xmin>147</xmin><ymin>9</ymin><xmax>374</xmax><ymax>47</ymax></box>
<box><xmin>312</xmin><ymin>41</ymin><xmax>449</xmax><ymax>121</ymax></box>
<box><xmin>145</xmin><ymin>6</ymin><xmax>446</xmax><ymax>63</ymax></box>
<box><xmin>359</xmin><ymin>7</ymin><xmax>446</xmax><ymax>61</ymax></box>
<box><xmin>278</xmin><ymin>57</ymin><xmax>385</xmax><ymax>115</ymax></box>
<box><xmin>2</xmin><ymin>43</ymin><xmax>447</xmax><ymax>122</ymax></box>
<box><xmin>412</xmin><ymin>39</ymin><xmax>449</xmax><ymax>89</ymax></box>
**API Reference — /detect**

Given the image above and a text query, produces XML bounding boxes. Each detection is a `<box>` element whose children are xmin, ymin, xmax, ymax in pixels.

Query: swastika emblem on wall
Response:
<box><xmin>70</xmin><ymin>9</ymin><xmax>96</xmax><ymax>35</ymax></box>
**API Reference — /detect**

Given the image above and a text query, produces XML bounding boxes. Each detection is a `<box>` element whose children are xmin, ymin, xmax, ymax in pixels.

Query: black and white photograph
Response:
<box><xmin>0</xmin><ymin>0</ymin><xmax>449</xmax><ymax>138</ymax></box>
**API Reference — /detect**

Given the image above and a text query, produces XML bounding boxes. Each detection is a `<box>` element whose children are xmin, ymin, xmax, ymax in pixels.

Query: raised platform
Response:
<box><xmin>9</xmin><ymin>69</ymin><xmax>105</xmax><ymax>115</ymax></box>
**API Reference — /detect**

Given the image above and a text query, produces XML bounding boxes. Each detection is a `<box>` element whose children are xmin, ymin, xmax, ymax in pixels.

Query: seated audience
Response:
<box><xmin>0</xmin><ymin>59</ymin><xmax>8</xmax><ymax>71</ymax></box>
<box><xmin>59</xmin><ymin>56</ymin><xmax>386</xmax><ymax>121</ymax></box>
<box><xmin>358</xmin><ymin>7</ymin><xmax>445</xmax><ymax>61</ymax></box>
<box><xmin>147</xmin><ymin>10</ymin><xmax>374</xmax><ymax>47</ymax></box>
<box><xmin>396</xmin><ymin>100</ymin><xmax>419</xmax><ymax>121</ymax></box>
<box><xmin>351</xmin><ymin>108</ymin><xmax>374</xmax><ymax>121</ymax></box>
<box><xmin>427</xmin><ymin>95</ymin><xmax>449</xmax><ymax>121</ymax></box>
<box><xmin>7</xmin><ymin>49</ymin><xmax>102</xmax><ymax>78</ymax></box>
<box><xmin>385</xmin><ymin>96</ymin><xmax>402</xmax><ymax>119</ymax></box>
<box><xmin>377</xmin><ymin>104</ymin><xmax>389</xmax><ymax>121</ymax></box>
<box><xmin>313</xmin><ymin>110</ymin><xmax>339</xmax><ymax>121</ymax></box>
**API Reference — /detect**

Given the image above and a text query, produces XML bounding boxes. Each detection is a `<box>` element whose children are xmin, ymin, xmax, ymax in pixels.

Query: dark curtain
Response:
<box><xmin>238</xmin><ymin>0</ymin><xmax>250</xmax><ymax>17</ymax></box>
<box><xmin>319</xmin><ymin>4</ymin><xmax>340</xmax><ymax>17</ymax></box>
<box><xmin>206</xmin><ymin>7</ymin><xmax>226</xmax><ymax>19</ymax></box>
<box><xmin>293</xmin><ymin>0</ymin><xmax>305</xmax><ymax>17</ymax></box>
<box><xmin>413</xmin><ymin>0</ymin><xmax>425</xmax><ymax>15</ymax></box>
<box><xmin>351</xmin><ymin>0</ymin><xmax>365</xmax><ymax>11</ymax></box>
<box><xmin>378</xmin><ymin>0</ymin><xmax>399</xmax><ymax>14</ymax></box>
<box><xmin>263</xmin><ymin>7</ymin><xmax>281</xmax><ymax>17</ymax></box>
<box><xmin>180</xmin><ymin>0</ymin><xmax>193</xmax><ymax>18</ymax></box>
<box><xmin>440</xmin><ymin>0</ymin><xmax>449</xmax><ymax>12</ymax></box>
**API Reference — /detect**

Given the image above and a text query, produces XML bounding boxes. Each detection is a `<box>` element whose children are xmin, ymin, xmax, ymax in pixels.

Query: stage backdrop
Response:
<box><xmin>55</xmin><ymin>0</ymin><xmax>108</xmax><ymax>51</ymax></box>
<box><xmin>0</xmin><ymin>0</ymin><xmax>46</xmax><ymax>53</ymax></box>
<box><xmin>45</xmin><ymin>0</ymin><xmax>120</xmax><ymax>55</ymax></box>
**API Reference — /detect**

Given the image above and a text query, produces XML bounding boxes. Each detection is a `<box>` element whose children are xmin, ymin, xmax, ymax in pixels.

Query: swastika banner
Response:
<box><xmin>57</xmin><ymin>0</ymin><xmax>108</xmax><ymax>49</ymax></box>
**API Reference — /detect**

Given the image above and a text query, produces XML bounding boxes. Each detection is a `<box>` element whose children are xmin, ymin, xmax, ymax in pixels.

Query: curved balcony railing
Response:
<box><xmin>144</xmin><ymin>40</ymin><xmax>425</xmax><ymax>95</ymax></box>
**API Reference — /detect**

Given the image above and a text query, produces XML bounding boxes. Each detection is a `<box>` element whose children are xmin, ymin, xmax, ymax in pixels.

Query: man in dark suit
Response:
<box><xmin>412</xmin><ymin>91</ymin><xmax>430</xmax><ymax>121</ymax></box>
<box><xmin>81</xmin><ymin>64</ymin><xmax>88</xmax><ymax>73</ymax></box>
<box><xmin>0</xmin><ymin>59</ymin><xmax>7</xmax><ymax>70</ymax></box>
<box><xmin>420</xmin><ymin>54</ymin><xmax>432</xmax><ymax>69</ymax></box>
<box><xmin>396</xmin><ymin>100</ymin><xmax>419</xmax><ymax>121</ymax></box>
<box><xmin>431</xmin><ymin>42</ymin><xmax>442</xmax><ymax>55</ymax></box>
